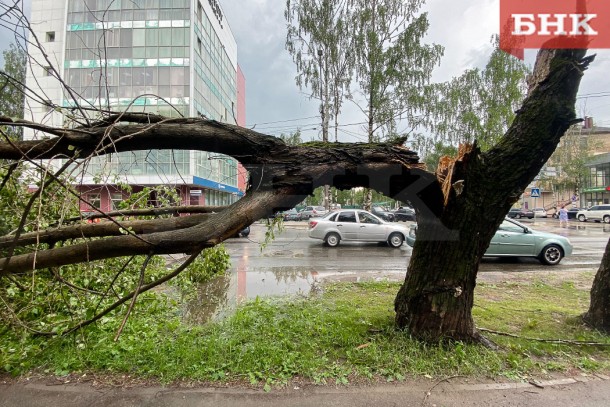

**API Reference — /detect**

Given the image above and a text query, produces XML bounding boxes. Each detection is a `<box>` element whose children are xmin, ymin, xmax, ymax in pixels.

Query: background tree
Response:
<box><xmin>414</xmin><ymin>36</ymin><xmax>530</xmax><ymax>158</ymax></box>
<box><xmin>286</xmin><ymin>0</ymin><xmax>354</xmax><ymax>209</ymax></box>
<box><xmin>348</xmin><ymin>0</ymin><xmax>443</xmax><ymax>208</ymax></box>
<box><xmin>543</xmin><ymin>123</ymin><xmax>601</xmax><ymax>203</ymax></box>
<box><xmin>279</xmin><ymin>129</ymin><xmax>303</xmax><ymax>146</ymax></box>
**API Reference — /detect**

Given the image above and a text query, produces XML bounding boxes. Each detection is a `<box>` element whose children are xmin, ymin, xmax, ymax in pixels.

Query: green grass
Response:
<box><xmin>2</xmin><ymin>280</ymin><xmax>609</xmax><ymax>386</ymax></box>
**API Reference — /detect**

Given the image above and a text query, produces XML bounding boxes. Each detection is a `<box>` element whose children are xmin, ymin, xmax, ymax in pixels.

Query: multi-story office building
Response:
<box><xmin>580</xmin><ymin>125</ymin><xmax>610</xmax><ymax>207</ymax></box>
<box><xmin>25</xmin><ymin>0</ymin><xmax>247</xmax><ymax>213</ymax></box>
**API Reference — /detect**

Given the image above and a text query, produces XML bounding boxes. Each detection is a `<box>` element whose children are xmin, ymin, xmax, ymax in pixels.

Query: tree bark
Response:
<box><xmin>395</xmin><ymin>49</ymin><xmax>593</xmax><ymax>342</ymax></box>
<box><xmin>583</xmin><ymin>238</ymin><xmax>610</xmax><ymax>332</ymax></box>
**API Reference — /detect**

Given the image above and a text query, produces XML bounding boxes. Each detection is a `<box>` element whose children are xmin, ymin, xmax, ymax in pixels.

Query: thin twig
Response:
<box><xmin>49</xmin><ymin>267</ymin><xmax>104</xmax><ymax>296</ymax></box>
<box><xmin>0</xmin><ymin>160</ymin><xmax>18</xmax><ymax>193</ymax></box>
<box><xmin>95</xmin><ymin>256</ymin><xmax>136</xmax><ymax>310</ymax></box>
<box><xmin>421</xmin><ymin>375</ymin><xmax>463</xmax><ymax>406</ymax></box>
<box><xmin>114</xmin><ymin>252</ymin><xmax>153</xmax><ymax>341</ymax></box>
<box><xmin>0</xmin><ymin>293</ymin><xmax>49</xmax><ymax>335</ymax></box>
<box><xmin>478</xmin><ymin>327</ymin><xmax>610</xmax><ymax>347</ymax></box>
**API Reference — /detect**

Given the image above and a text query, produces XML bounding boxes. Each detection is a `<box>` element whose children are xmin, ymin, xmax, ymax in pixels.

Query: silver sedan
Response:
<box><xmin>307</xmin><ymin>209</ymin><xmax>410</xmax><ymax>248</ymax></box>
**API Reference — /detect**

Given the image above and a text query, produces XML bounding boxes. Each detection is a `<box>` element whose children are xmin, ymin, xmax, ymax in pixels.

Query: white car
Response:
<box><xmin>532</xmin><ymin>207</ymin><xmax>547</xmax><ymax>218</ymax></box>
<box><xmin>299</xmin><ymin>205</ymin><xmax>328</xmax><ymax>220</ymax></box>
<box><xmin>307</xmin><ymin>209</ymin><xmax>410</xmax><ymax>248</ymax></box>
<box><xmin>576</xmin><ymin>205</ymin><xmax>610</xmax><ymax>223</ymax></box>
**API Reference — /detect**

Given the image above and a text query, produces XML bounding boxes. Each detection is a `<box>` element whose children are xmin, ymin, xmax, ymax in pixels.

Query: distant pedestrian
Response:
<box><xmin>559</xmin><ymin>205</ymin><xmax>568</xmax><ymax>227</ymax></box>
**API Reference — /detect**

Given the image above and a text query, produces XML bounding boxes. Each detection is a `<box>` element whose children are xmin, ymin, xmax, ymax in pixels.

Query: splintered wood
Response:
<box><xmin>435</xmin><ymin>143</ymin><xmax>474</xmax><ymax>206</ymax></box>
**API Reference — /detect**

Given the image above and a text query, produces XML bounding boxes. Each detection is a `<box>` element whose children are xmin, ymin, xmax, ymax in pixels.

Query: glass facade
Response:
<box><xmin>64</xmin><ymin>0</ymin><xmax>191</xmax><ymax>114</ymax></box>
<box><xmin>582</xmin><ymin>153</ymin><xmax>610</xmax><ymax>206</ymax></box>
<box><xmin>59</xmin><ymin>0</ymin><xmax>240</xmax><ymax>203</ymax></box>
<box><xmin>192</xmin><ymin>3</ymin><xmax>236</xmax><ymax>121</ymax></box>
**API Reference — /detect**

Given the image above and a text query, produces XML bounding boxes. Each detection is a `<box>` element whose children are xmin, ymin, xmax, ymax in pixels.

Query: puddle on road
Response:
<box><xmin>182</xmin><ymin>264</ymin><xmax>319</xmax><ymax>324</ymax></box>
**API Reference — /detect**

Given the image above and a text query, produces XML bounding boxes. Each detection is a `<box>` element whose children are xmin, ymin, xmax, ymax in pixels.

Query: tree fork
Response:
<box><xmin>395</xmin><ymin>48</ymin><xmax>593</xmax><ymax>342</ymax></box>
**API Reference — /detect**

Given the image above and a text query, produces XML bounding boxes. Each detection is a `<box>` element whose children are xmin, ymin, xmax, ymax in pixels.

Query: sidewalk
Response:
<box><xmin>1</xmin><ymin>374</ymin><xmax>609</xmax><ymax>407</ymax></box>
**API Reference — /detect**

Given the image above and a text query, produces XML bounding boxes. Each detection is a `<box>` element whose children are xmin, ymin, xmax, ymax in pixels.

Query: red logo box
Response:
<box><xmin>500</xmin><ymin>0</ymin><xmax>610</xmax><ymax>59</ymax></box>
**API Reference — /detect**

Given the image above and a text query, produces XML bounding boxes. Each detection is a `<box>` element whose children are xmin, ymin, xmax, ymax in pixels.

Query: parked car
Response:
<box><xmin>567</xmin><ymin>207</ymin><xmax>584</xmax><ymax>219</ymax></box>
<box><xmin>307</xmin><ymin>209</ymin><xmax>410</xmax><ymax>248</ymax></box>
<box><xmin>371</xmin><ymin>206</ymin><xmax>395</xmax><ymax>222</ymax></box>
<box><xmin>393</xmin><ymin>206</ymin><xmax>416</xmax><ymax>221</ymax></box>
<box><xmin>576</xmin><ymin>205</ymin><xmax>610</xmax><ymax>223</ymax></box>
<box><xmin>281</xmin><ymin>208</ymin><xmax>302</xmax><ymax>221</ymax></box>
<box><xmin>507</xmin><ymin>208</ymin><xmax>534</xmax><ymax>219</ymax></box>
<box><xmin>532</xmin><ymin>207</ymin><xmax>547</xmax><ymax>218</ymax></box>
<box><xmin>406</xmin><ymin>218</ymin><xmax>573</xmax><ymax>265</ymax></box>
<box><xmin>299</xmin><ymin>205</ymin><xmax>328</xmax><ymax>220</ymax></box>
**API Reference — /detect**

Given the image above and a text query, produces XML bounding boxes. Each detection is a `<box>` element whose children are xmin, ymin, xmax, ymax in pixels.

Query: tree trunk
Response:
<box><xmin>394</xmin><ymin>217</ymin><xmax>480</xmax><ymax>341</ymax></box>
<box><xmin>395</xmin><ymin>49</ymin><xmax>592</xmax><ymax>342</ymax></box>
<box><xmin>583</xmin><ymin>238</ymin><xmax>610</xmax><ymax>332</ymax></box>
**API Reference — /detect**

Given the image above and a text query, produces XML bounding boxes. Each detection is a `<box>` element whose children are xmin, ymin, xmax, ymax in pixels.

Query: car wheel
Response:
<box><xmin>325</xmin><ymin>232</ymin><xmax>341</xmax><ymax>247</ymax></box>
<box><xmin>604</xmin><ymin>215</ymin><xmax>610</xmax><ymax>224</ymax></box>
<box><xmin>578</xmin><ymin>214</ymin><xmax>586</xmax><ymax>222</ymax></box>
<box><xmin>539</xmin><ymin>244</ymin><xmax>563</xmax><ymax>266</ymax></box>
<box><xmin>515</xmin><ymin>214</ymin><xmax>521</xmax><ymax>219</ymax></box>
<box><xmin>388</xmin><ymin>232</ymin><xmax>404</xmax><ymax>248</ymax></box>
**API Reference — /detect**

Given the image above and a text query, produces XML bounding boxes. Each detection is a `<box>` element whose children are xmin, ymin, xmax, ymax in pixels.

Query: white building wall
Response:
<box><xmin>24</xmin><ymin>0</ymin><xmax>68</xmax><ymax>137</ymax></box>
<box><xmin>203</xmin><ymin>0</ymin><xmax>237</xmax><ymax>70</ymax></box>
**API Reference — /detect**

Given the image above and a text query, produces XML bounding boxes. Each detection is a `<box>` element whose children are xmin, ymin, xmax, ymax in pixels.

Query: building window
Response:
<box><xmin>46</xmin><ymin>31</ymin><xmax>55</xmax><ymax>42</ymax></box>
<box><xmin>88</xmin><ymin>194</ymin><xmax>101</xmax><ymax>211</ymax></box>
<box><xmin>111</xmin><ymin>193</ymin><xmax>123</xmax><ymax>210</ymax></box>
<box><xmin>197</xmin><ymin>1</ymin><xmax>203</xmax><ymax>23</ymax></box>
<box><xmin>43</xmin><ymin>66</ymin><xmax>53</xmax><ymax>76</ymax></box>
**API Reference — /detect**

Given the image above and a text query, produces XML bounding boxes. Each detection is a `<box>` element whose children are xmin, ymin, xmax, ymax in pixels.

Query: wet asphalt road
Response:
<box><xmin>214</xmin><ymin>218</ymin><xmax>609</xmax><ymax>306</ymax></box>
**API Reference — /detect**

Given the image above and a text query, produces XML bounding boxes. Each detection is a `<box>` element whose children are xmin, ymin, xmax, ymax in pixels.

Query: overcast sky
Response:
<box><xmin>1</xmin><ymin>0</ymin><xmax>609</xmax><ymax>143</ymax></box>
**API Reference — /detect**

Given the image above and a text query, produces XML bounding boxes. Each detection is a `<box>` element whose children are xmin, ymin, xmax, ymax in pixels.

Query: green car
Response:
<box><xmin>406</xmin><ymin>218</ymin><xmax>573</xmax><ymax>266</ymax></box>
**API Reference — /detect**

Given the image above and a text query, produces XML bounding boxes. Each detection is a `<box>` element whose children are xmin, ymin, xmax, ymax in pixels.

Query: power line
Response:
<box><xmin>246</xmin><ymin>115</ymin><xmax>319</xmax><ymax>127</ymax></box>
<box><xmin>578</xmin><ymin>91</ymin><xmax>610</xmax><ymax>97</ymax></box>
<box><xmin>577</xmin><ymin>92</ymin><xmax>610</xmax><ymax>99</ymax></box>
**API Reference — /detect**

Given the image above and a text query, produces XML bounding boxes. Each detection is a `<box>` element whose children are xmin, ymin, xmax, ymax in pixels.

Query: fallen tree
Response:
<box><xmin>0</xmin><ymin>48</ymin><xmax>596</xmax><ymax>341</ymax></box>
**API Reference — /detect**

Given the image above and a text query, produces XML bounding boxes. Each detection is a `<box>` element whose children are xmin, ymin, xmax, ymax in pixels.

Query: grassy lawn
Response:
<box><xmin>2</xmin><ymin>279</ymin><xmax>609</xmax><ymax>387</ymax></box>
